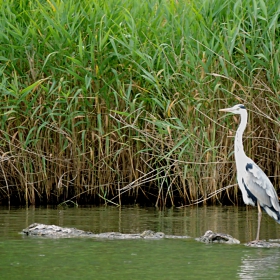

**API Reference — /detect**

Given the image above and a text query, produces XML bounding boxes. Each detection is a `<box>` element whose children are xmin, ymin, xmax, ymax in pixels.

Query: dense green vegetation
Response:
<box><xmin>1</xmin><ymin>0</ymin><xmax>280</xmax><ymax>206</ymax></box>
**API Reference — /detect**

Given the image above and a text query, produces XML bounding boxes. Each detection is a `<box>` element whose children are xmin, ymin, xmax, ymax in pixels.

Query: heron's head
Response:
<box><xmin>219</xmin><ymin>104</ymin><xmax>246</xmax><ymax>115</ymax></box>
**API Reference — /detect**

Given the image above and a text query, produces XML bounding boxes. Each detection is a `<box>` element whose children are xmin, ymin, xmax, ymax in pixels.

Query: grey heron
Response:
<box><xmin>220</xmin><ymin>104</ymin><xmax>280</xmax><ymax>241</ymax></box>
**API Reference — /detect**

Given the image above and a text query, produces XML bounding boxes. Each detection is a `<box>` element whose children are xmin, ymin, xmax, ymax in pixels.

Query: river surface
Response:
<box><xmin>1</xmin><ymin>205</ymin><xmax>280</xmax><ymax>279</ymax></box>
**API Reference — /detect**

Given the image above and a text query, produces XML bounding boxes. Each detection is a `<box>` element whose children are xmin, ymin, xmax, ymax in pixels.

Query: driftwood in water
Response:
<box><xmin>22</xmin><ymin>223</ymin><xmax>190</xmax><ymax>240</ymax></box>
<box><xmin>22</xmin><ymin>224</ymin><xmax>280</xmax><ymax>248</ymax></box>
<box><xmin>196</xmin><ymin>230</ymin><xmax>240</xmax><ymax>244</ymax></box>
<box><xmin>246</xmin><ymin>240</ymin><xmax>280</xmax><ymax>248</ymax></box>
<box><xmin>197</xmin><ymin>230</ymin><xmax>280</xmax><ymax>248</ymax></box>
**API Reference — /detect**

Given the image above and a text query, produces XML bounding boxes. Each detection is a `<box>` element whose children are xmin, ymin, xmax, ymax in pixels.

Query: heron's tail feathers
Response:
<box><xmin>263</xmin><ymin>205</ymin><xmax>280</xmax><ymax>223</ymax></box>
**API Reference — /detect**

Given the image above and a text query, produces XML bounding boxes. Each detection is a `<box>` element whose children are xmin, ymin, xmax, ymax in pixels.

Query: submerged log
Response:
<box><xmin>23</xmin><ymin>224</ymin><xmax>280</xmax><ymax>247</ymax></box>
<box><xmin>197</xmin><ymin>230</ymin><xmax>280</xmax><ymax>247</ymax></box>
<box><xmin>246</xmin><ymin>240</ymin><xmax>280</xmax><ymax>248</ymax></box>
<box><xmin>22</xmin><ymin>223</ymin><xmax>190</xmax><ymax>239</ymax></box>
<box><xmin>22</xmin><ymin>223</ymin><xmax>94</xmax><ymax>238</ymax></box>
<box><xmin>196</xmin><ymin>230</ymin><xmax>240</xmax><ymax>244</ymax></box>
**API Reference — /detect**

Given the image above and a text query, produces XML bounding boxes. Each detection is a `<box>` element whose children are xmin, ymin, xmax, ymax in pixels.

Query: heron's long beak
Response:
<box><xmin>219</xmin><ymin>107</ymin><xmax>233</xmax><ymax>113</ymax></box>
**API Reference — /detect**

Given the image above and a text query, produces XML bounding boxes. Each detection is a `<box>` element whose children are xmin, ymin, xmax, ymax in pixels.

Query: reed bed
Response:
<box><xmin>0</xmin><ymin>0</ymin><xmax>280</xmax><ymax>206</ymax></box>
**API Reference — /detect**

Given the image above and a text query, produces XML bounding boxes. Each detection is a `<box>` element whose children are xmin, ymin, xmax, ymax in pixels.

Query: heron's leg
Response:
<box><xmin>256</xmin><ymin>201</ymin><xmax>262</xmax><ymax>241</ymax></box>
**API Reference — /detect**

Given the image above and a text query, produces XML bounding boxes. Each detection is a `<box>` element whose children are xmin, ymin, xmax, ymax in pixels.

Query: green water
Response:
<box><xmin>1</xmin><ymin>206</ymin><xmax>280</xmax><ymax>279</ymax></box>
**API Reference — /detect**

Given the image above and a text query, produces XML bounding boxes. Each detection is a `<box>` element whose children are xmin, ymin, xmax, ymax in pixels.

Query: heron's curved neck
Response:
<box><xmin>235</xmin><ymin>110</ymin><xmax>248</xmax><ymax>157</ymax></box>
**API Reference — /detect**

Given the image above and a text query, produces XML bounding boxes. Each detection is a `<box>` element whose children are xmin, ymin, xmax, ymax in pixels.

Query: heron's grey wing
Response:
<box><xmin>244</xmin><ymin>162</ymin><xmax>280</xmax><ymax>220</ymax></box>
